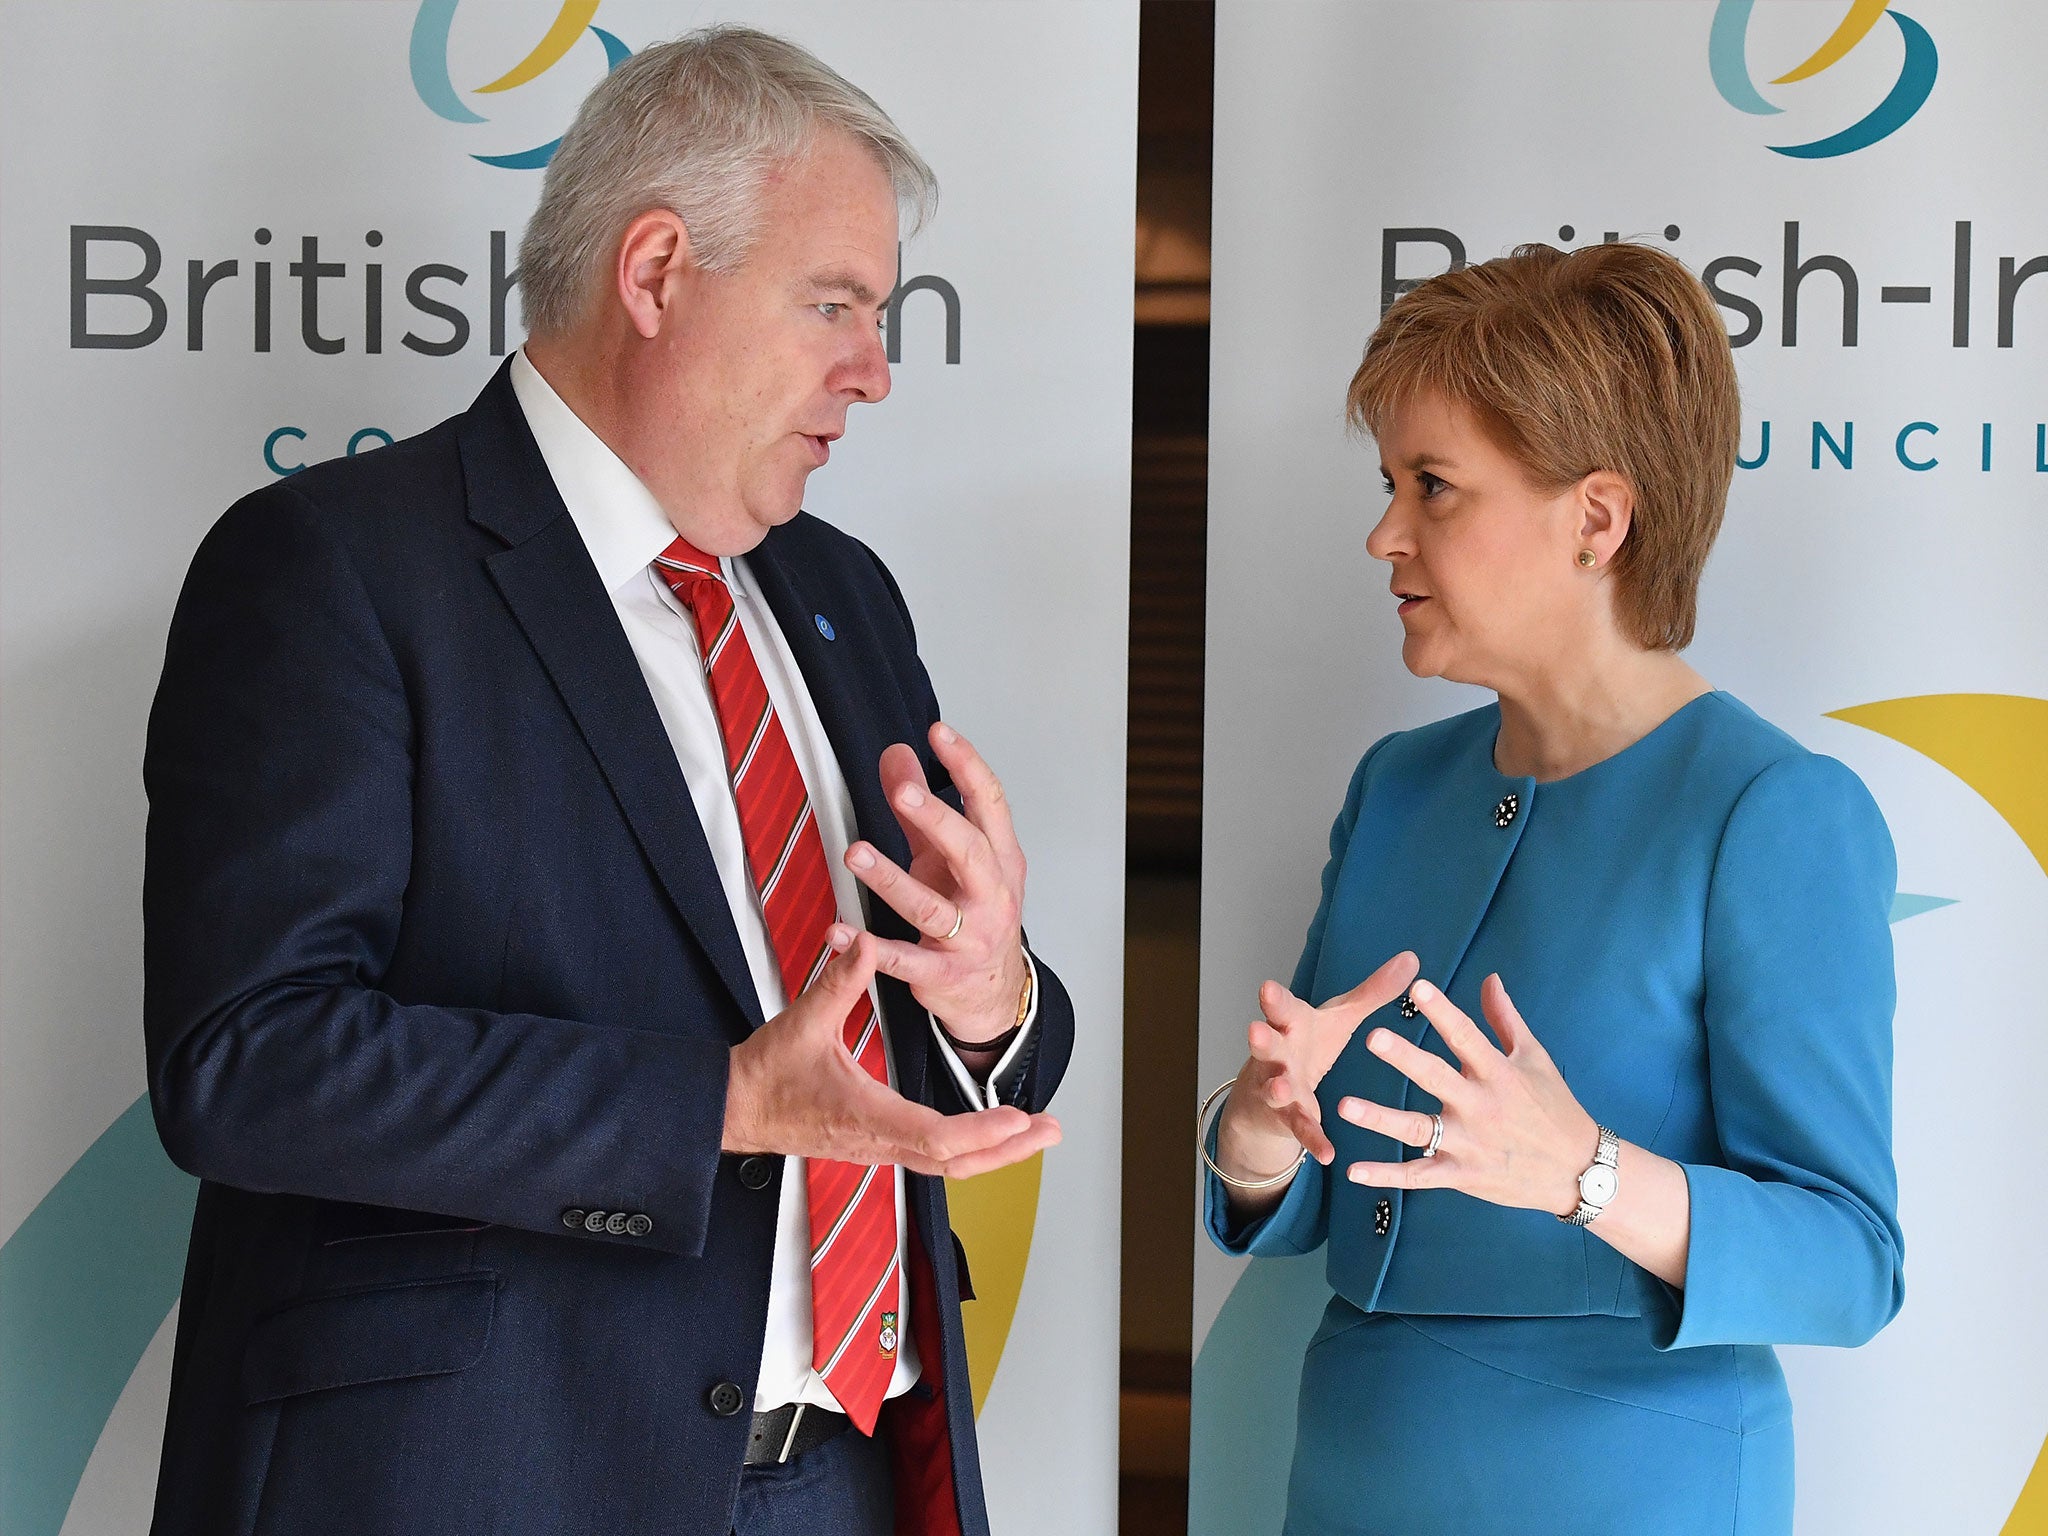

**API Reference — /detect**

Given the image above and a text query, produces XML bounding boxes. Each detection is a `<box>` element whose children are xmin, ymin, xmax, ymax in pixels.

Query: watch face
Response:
<box><xmin>1581</xmin><ymin>1165</ymin><xmax>1619</xmax><ymax>1206</ymax></box>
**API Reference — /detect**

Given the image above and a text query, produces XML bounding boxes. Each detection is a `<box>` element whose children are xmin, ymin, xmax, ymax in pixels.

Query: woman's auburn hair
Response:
<box><xmin>1348</xmin><ymin>241</ymin><xmax>1741</xmax><ymax>652</ymax></box>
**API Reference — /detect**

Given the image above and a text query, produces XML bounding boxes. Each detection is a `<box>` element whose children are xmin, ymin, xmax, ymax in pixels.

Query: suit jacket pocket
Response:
<box><xmin>242</xmin><ymin>1271</ymin><xmax>496</xmax><ymax>1405</ymax></box>
<box><xmin>316</xmin><ymin>1201</ymin><xmax>492</xmax><ymax>1246</ymax></box>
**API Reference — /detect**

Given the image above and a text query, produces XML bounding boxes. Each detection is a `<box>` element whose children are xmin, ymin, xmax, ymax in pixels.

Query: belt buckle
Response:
<box><xmin>776</xmin><ymin>1402</ymin><xmax>808</xmax><ymax>1465</ymax></box>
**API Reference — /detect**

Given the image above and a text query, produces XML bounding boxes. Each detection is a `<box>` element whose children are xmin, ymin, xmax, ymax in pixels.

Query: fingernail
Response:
<box><xmin>828</xmin><ymin>924</ymin><xmax>854</xmax><ymax>949</ymax></box>
<box><xmin>847</xmin><ymin>845</ymin><xmax>875</xmax><ymax>870</ymax></box>
<box><xmin>898</xmin><ymin>785</ymin><xmax>926</xmax><ymax>808</ymax></box>
<box><xmin>1367</xmin><ymin>1029</ymin><xmax>1392</xmax><ymax>1053</ymax></box>
<box><xmin>1346</xmin><ymin>1165</ymin><xmax>1368</xmax><ymax>1184</ymax></box>
<box><xmin>1410</xmin><ymin>979</ymin><xmax>1437</xmax><ymax>1002</ymax></box>
<box><xmin>1338</xmin><ymin>1097</ymin><xmax>1360</xmax><ymax>1117</ymax></box>
<box><xmin>934</xmin><ymin>723</ymin><xmax>956</xmax><ymax>744</ymax></box>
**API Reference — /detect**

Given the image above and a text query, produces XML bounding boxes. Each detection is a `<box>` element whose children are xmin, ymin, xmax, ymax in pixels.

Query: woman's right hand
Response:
<box><xmin>1216</xmin><ymin>951</ymin><xmax>1421</xmax><ymax>1184</ymax></box>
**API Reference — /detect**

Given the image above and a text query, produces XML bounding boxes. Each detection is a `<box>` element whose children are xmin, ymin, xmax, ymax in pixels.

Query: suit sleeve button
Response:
<box><xmin>583</xmin><ymin>1210</ymin><xmax>609</xmax><ymax>1233</ymax></box>
<box><xmin>604</xmin><ymin>1212</ymin><xmax>629</xmax><ymax>1235</ymax></box>
<box><xmin>738</xmin><ymin>1157</ymin><xmax>775</xmax><ymax>1191</ymax></box>
<box><xmin>626</xmin><ymin>1213</ymin><xmax>653</xmax><ymax>1237</ymax></box>
<box><xmin>561</xmin><ymin>1208</ymin><xmax>586</xmax><ymax>1229</ymax></box>
<box><xmin>708</xmin><ymin>1381</ymin><xmax>746</xmax><ymax>1417</ymax></box>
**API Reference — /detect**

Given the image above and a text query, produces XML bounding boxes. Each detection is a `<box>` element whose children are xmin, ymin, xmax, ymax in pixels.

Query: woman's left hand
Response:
<box><xmin>1335</xmin><ymin>973</ymin><xmax>1599</xmax><ymax>1216</ymax></box>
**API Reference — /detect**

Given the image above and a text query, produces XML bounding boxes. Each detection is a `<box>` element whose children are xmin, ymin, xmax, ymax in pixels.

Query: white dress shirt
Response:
<box><xmin>508</xmin><ymin>351</ymin><xmax>1032</xmax><ymax>1415</ymax></box>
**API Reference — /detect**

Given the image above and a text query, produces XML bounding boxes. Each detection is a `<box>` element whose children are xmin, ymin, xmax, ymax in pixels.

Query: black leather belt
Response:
<box><xmin>745</xmin><ymin>1402</ymin><xmax>852</xmax><ymax>1467</ymax></box>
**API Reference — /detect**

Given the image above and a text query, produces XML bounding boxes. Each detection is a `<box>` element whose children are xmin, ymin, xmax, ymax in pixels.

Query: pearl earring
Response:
<box><xmin>1577</xmin><ymin>549</ymin><xmax>1598</xmax><ymax>568</ymax></box>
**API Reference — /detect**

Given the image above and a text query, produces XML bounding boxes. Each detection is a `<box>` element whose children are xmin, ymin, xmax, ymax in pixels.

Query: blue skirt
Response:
<box><xmin>1285</xmin><ymin>1302</ymin><xmax>1793</xmax><ymax>1536</ymax></box>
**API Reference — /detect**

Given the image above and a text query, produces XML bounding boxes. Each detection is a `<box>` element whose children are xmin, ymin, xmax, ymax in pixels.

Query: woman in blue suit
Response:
<box><xmin>1201</xmin><ymin>242</ymin><xmax>1903</xmax><ymax>1535</ymax></box>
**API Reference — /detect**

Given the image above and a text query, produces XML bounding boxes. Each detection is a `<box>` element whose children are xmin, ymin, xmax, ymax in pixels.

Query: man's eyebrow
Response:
<box><xmin>804</xmin><ymin>270</ymin><xmax>885</xmax><ymax>307</ymax></box>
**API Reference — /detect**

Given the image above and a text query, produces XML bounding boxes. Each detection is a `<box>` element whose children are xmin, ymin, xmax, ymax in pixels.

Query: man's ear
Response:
<box><xmin>1578</xmin><ymin>470</ymin><xmax>1635</xmax><ymax>563</ymax></box>
<box><xmin>613</xmin><ymin>209</ymin><xmax>694</xmax><ymax>340</ymax></box>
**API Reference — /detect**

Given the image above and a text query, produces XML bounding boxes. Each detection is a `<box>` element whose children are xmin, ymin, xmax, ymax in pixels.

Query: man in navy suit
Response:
<box><xmin>142</xmin><ymin>28</ymin><xmax>1069</xmax><ymax>1536</ymax></box>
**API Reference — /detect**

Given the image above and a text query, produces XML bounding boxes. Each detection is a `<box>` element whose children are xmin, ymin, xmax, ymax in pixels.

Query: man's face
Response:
<box><xmin>637</xmin><ymin>131</ymin><xmax>898</xmax><ymax>554</ymax></box>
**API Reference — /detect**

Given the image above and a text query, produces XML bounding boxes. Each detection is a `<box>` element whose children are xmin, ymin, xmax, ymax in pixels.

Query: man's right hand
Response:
<box><xmin>723</xmin><ymin>929</ymin><xmax>1060</xmax><ymax>1178</ymax></box>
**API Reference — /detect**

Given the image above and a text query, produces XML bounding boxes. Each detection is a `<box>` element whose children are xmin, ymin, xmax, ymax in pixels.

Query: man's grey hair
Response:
<box><xmin>519</xmin><ymin>26</ymin><xmax>937</xmax><ymax>338</ymax></box>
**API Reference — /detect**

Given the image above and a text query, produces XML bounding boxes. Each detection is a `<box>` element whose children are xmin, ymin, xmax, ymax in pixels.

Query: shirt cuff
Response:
<box><xmin>930</xmin><ymin>947</ymin><xmax>1041</xmax><ymax>1111</ymax></box>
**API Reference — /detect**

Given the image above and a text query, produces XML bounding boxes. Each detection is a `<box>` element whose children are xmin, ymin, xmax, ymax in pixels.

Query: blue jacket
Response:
<box><xmin>1209</xmin><ymin>692</ymin><xmax>1903</xmax><ymax>1351</ymax></box>
<box><xmin>142</xmin><ymin>363</ymin><xmax>1072</xmax><ymax>1536</ymax></box>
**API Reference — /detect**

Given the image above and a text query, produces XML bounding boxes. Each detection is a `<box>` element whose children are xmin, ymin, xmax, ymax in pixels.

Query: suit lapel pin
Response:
<box><xmin>814</xmin><ymin>613</ymin><xmax>836</xmax><ymax>640</ymax></box>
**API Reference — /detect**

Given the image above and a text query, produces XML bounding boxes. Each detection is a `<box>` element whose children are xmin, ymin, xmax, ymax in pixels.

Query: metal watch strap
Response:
<box><xmin>1561</xmin><ymin>1125</ymin><xmax>1620</xmax><ymax>1227</ymax></box>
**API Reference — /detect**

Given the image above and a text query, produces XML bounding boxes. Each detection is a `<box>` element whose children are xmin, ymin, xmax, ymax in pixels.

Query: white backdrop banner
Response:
<box><xmin>1196</xmin><ymin>2</ymin><xmax>2045</xmax><ymax>1532</ymax></box>
<box><xmin>0</xmin><ymin>5</ymin><xmax>1133</xmax><ymax>1533</ymax></box>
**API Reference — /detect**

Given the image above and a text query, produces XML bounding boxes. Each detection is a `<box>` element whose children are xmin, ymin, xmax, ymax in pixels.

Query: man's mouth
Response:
<box><xmin>801</xmin><ymin>431</ymin><xmax>841</xmax><ymax>467</ymax></box>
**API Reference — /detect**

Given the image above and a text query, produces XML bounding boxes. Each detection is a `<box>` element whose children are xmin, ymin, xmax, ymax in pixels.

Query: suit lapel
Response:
<box><xmin>459</xmin><ymin>367</ymin><xmax>763</xmax><ymax>1029</ymax></box>
<box><xmin>747</xmin><ymin>532</ymin><xmax>909</xmax><ymax>869</ymax></box>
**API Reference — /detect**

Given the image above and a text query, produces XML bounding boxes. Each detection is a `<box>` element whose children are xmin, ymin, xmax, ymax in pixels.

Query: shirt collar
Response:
<box><xmin>509</xmin><ymin>347</ymin><xmax>696</xmax><ymax>597</ymax></box>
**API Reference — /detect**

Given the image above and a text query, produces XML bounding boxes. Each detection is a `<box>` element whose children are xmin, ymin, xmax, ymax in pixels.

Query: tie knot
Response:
<box><xmin>652</xmin><ymin>535</ymin><xmax>723</xmax><ymax>589</ymax></box>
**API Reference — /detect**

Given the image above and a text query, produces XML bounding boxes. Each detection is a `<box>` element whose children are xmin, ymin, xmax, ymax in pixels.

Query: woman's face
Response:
<box><xmin>1365</xmin><ymin>391</ymin><xmax>1605</xmax><ymax>689</ymax></box>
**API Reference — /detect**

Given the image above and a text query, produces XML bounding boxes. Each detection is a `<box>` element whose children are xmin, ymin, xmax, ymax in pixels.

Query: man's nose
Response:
<box><xmin>838</xmin><ymin>323</ymin><xmax>892</xmax><ymax>403</ymax></box>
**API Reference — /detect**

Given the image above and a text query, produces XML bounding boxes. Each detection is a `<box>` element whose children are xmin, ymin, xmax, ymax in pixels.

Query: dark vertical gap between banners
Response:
<box><xmin>1122</xmin><ymin>4</ymin><xmax>1212</xmax><ymax>1532</ymax></box>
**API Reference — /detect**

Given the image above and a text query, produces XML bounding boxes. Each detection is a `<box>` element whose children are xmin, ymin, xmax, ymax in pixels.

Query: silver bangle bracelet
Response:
<box><xmin>1197</xmin><ymin>1079</ymin><xmax>1309</xmax><ymax>1191</ymax></box>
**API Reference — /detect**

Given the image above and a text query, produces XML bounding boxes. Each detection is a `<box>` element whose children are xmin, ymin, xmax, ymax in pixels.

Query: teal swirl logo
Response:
<box><xmin>1709</xmin><ymin>0</ymin><xmax>1937</xmax><ymax>158</ymax></box>
<box><xmin>410</xmin><ymin>0</ymin><xmax>630</xmax><ymax>170</ymax></box>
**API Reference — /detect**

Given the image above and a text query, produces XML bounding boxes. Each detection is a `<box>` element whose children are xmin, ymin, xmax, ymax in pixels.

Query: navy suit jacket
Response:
<box><xmin>141</xmin><ymin>363</ymin><xmax>1073</xmax><ymax>1536</ymax></box>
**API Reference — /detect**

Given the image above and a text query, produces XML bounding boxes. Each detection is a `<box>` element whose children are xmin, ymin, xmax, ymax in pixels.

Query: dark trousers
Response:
<box><xmin>729</xmin><ymin>1425</ymin><xmax>894</xmax><ymax>1536</ymax></box>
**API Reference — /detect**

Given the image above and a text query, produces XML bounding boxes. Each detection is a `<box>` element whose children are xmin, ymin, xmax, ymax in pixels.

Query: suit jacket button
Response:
<box><xmin>583</xmin><ymin>1210</ymin><xmax>609</xmax><ymax>1233</ymax></box>
<box><xmin>738</xmin><ymin>1157</ymin><xmax>774</xmax><ymax>1191</ymax></box>
<box><xmin>1374</xmin><ymin>1198</ymin><xmax>1393</xmax><ymax>1237</ymax></box>
<box><xmin>604</xmin><ymin>1211</ymin><xmax>630</xmax><ymax>1235</ymax></box>
<box><xmin>626</xmin><ymin>1213</ymin><xmax>653</xmax><ymax>1237</ymax></box>
<box><xmin>708</xmin><ymin>1381</ymin><xmax>746</xmax><ymax>1417</ymax></box>
<box><xmin>561</xmin><ymin>1208</ymin><xmax>586</xmax><ymax>1229</ymax></box>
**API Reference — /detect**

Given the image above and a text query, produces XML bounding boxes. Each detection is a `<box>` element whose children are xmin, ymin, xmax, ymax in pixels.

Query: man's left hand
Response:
<box><xmin>843</xmin><ymin>722</ymin><xmax>1030</xmax><ymax>1047</ymax></box>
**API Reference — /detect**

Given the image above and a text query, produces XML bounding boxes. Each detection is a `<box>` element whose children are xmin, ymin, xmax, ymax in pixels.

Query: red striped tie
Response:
<box><xmin>653</xmin><ymin>537</ymin><xmax>899</xmax><ymax>1435</ymax></box>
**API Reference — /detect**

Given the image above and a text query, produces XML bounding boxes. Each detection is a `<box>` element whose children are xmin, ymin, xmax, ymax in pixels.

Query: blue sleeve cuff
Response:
<box><xmin>1649</xmin><ymin>1161</ymin><xmax>1904</xmax><ymax>1351</ymax></box>
<box><xmin>1201</xmin><ymin>1116</ymin><xmax>1328</xmax><ymax>1257</ymax></box>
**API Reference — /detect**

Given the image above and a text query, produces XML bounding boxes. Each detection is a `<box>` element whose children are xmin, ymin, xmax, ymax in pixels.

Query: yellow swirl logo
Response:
<box><xmin>410</xmin><ymin>0</ymin><xmax>630</xmax><ymax>169</ymax></box>
<box><xmin>1709</xmin><ymin>0</ymin><xmax>1937</xmax><ymax>158</ymax></box>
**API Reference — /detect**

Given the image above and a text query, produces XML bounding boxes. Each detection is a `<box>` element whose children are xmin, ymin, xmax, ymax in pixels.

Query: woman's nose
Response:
<box><xmin>1365</xmin><ymin>503</ymin><xmax>1407</xmax><ymax>562</ymax></box>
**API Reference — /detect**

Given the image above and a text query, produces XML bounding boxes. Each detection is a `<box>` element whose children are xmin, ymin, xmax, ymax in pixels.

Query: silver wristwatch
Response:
<box><xmin>1561</xmin><ymin>1126</ymin><xmax>1620</xmax><ymax>1227</ymax></box>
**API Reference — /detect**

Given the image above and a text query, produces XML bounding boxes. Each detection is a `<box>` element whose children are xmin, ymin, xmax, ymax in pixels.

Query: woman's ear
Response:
<box><xmin>1578</xmin><ymin>471</ymin><xmax>1635</xmax><ymax>565</ymax></box>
